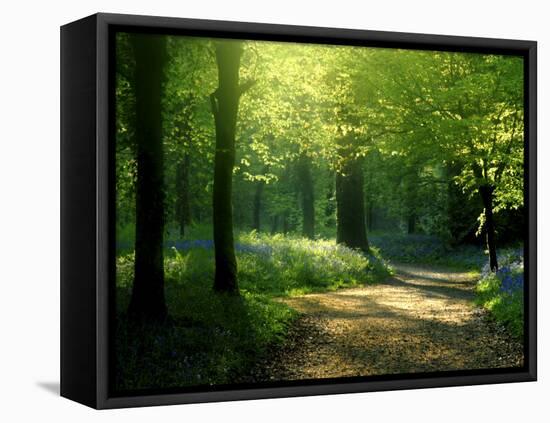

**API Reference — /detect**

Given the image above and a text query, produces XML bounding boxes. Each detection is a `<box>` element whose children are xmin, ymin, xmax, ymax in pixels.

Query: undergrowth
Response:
<box><xmin>369</xmin><ymin>233</ymin><xmax>486</xmax><ymax>271</ymax></box>
<box><xmin>115</xmin><ymin>231</ymin><xmax>389</xmax><ymax>390</ymax></box>
<box><xmin>475</xmin><ymin>248</ymin><xmax>524</xmax><ymax>339</ymax></box>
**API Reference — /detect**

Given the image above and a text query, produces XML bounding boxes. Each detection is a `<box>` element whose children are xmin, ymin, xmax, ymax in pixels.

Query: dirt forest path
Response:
<box><xmin>256</xmin><ymin>263</ymin><xmax>523</xmax><ymax>381</ymax></box>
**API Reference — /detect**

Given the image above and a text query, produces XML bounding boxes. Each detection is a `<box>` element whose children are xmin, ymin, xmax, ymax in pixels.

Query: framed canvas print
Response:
<box><xmin>60</xmin><ymin>13</ymin><xmax>537</xmax><ymax>409</ymax></box>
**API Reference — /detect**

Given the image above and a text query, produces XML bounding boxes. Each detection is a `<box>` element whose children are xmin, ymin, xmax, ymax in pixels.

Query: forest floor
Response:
<box><xmin>250</xmin><ymin>263</ymin><xmax>524</xmax><ymax>381</ymax></box>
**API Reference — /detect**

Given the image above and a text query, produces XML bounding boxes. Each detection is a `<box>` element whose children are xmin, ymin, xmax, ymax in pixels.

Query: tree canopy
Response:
<box><xmin>115</xmin><ymin>33</ymin><xmax>524</xmax><ymax>304</ymax></box>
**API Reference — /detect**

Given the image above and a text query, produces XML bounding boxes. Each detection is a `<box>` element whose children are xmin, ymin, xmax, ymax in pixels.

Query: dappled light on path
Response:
<box><xmin>259</xmin><ymin>264</ymin><xmax>523</xmax><ymax>381</ymax></box>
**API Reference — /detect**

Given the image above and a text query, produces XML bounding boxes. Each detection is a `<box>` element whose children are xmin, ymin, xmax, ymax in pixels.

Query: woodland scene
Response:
<box><xmin>114</xmin><ymin>33</ymin><xmax>525</xmax><ymax>391</ymax></box>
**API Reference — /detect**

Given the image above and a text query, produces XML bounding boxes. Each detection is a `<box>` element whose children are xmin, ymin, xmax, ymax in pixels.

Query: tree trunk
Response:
<box><xmin>210</xmin><ymin>41</ymin><xmax>244</xmax><ymax>294</ymax></box>
<box><xmin>479</xmin><ymin>184</ymin><xmax>498</xmax><ymax>271</ymax></box>
<box><xmin>296</xmin><ymin>155</ymin><xmax>315</xmax><ymax>239</ymax></box>
<box><xmin>282</xmin><ymin>212</ymin><xmax>289</xmax><ymax>234</ymax></box>
<box><xmin>271</xmin><ymin>214</ymin><xmax>279</xmax><ymax>234</ymax></box>
<box><xmin>252</xmin><ymin>165</ymin><xmax>268</xmax><ymax>231</ymax></box>
<box><xmin>336</xmin><ymin>157</ymin><xmax>369</xmax><ymax>252</ymax></box>
<box><xmin>324</xmin><ymin>178</ymin><xmax>336</xmax><ymax>228</ymax></box>
<box><xmin>175</xmin><ymin>153</ymin><xmax>191</xmax><ymax>238</ymax></box>
<box><xmin>128</xmin><ymin>34</ymin><xmax>167</xmax><ymax>321</ymax></box>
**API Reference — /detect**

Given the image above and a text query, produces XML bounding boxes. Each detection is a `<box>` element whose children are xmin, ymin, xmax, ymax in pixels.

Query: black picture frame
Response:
<box><xmin>60</xmin><ymin>12</ymin><xmax>537</xmax><ymax>409</ymax></box>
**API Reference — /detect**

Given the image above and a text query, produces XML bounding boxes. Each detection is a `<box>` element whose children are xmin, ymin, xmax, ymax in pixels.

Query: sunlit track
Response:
<box><xmin>256</xmin><ymin>264</ymin><xmax>523</xmax><ymax>381</ymax></box>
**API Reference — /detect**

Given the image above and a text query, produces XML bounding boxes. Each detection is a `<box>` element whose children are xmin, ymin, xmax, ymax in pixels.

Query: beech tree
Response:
<box><xmin>210</xmin><ymin>40</ymin><xmax>255</xmax><ymax>294</ymax></box>
<box><xmin>128</xmin><ymin>33</ymin><xmax>168</xmax><ymax>321</ymax></box>
<box><xmin>447</xmin><ymin>55</ymin><xmax>524</xmax><ymax>271</ymax></box>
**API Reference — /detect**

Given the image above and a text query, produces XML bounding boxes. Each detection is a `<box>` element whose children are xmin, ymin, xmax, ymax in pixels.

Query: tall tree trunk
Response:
<box><xmin>128</xmin><ymin>34</ymin><xmax>167</xmax><ymax>321</ymax></box>
<box><xmin>336</xmin><ymin>157</ymin><xmax>369</xmax><ymax>252</ymax></box>
<box><xmin>210</xmin><ymin>41</ymin><xmax>245</xmax><ymax>294</ymax></box>
<box><xmin>404</xmin><ymin>169</ymin><xmax>418</xmax><ymax>235</ymax></box>
<box><xmin>296</xmin><ymin>155</ymin><xmax>314</xmax><ymax>239</ymax></box>
<box><xmin>479</xmin><ymin>184</ymin><xmax>498</xmax><ymax>271</ymax></box>
<box><xmin>252</xmin><ymin>165</ymin><xmax>268</xmax><ymax>231</ymax></box>
<box><xmin>324</xmin><ymin>178</ymin><xmax>336</xmax><ymax>228</ymax></box>
<box><xmin>175</xmin><ymin>154</ymin><xmax>191</xmax><ymax>238</ymax></box>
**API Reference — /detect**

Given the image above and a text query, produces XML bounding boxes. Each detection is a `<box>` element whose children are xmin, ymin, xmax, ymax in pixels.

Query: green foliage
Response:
<box><xmin>117</xmin><ymin>230</ymin><xmax>390</xmax><ymax>297</ymax></box>
<box><xmin>475</xmin><ymin>274</ymin><xmax>524</xmax><ymax>339</ymax></box>
<box><xmin>237</xmin><ymin>231</ymin><xmax>389</xmax><ymax>296</ymax></box>
<box><xmin>475</xmin><ymin>250</ymin><xmax>524</xmax><ymax>339</ymax></box>
<box><xmin>115</xmin><ymin>281</ymin><xmax>295</xmax><ymax>390</ymax></box>
<box><xmin>116</xmin><ymin>34</ymin><xmax>524</xmax><ymax>253</ymax></box>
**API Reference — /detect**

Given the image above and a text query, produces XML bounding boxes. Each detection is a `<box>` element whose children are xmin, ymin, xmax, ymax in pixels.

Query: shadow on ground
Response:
<box><xmin>251</xmin><ymin>263</ymin><xmax>523</xmax><ymax>382</ymax></box>
<box><xmin>36</xmin><ymin>381</ymin><xmax>60</xmax><ymax>396</ymax></box>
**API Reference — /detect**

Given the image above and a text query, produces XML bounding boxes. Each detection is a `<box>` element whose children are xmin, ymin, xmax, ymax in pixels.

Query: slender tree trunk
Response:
<box><xmin>175</xmin><ymin>153</ymin><xmax>191</xmax><ymax>238</ymax></box>
<box><xmin>296</xmin><ymin>155</ymin><xmax>315</xmax><ymax>239</ymax></box>
<box><xmin>210</xmin><ymin>41</ymin><xmax>244</xmax><ymax>294</ymax></box>
<box><xmin>336</xmin><ymin>157</ymin><xmax>369</xmax><ymax>252</ymax></box>
<box><xmin>324</xmin><ymin>178</ymin><xmax>336</xmax><ymax>228</ymax></box>
<box><xmin>404</xmin><ymin>169</ymin><xmax>418</xmax><ymax>235</ymax></box>
<box><xmin>252</xmin><ymin>165</ymin><xmax>268</xmax><ymax>231</ymax></box>
<box><xmin>128</xmin><ymin>34</ymin><xmax>167</xmax><ymax>321</ymax></box>
<box><xmin>271</xmin><ymin>215</ymin><xmax>279</xmax><ymax>234</ymax></box>
<box><xmin>479</xmin><ymin>184</ymin><xmax>498</xmax><ymax>271</ymax></box>
<box><xmin>282</xmin><ymin>212</ymin><xmax>289</xmax><ymax>234</ymax></box>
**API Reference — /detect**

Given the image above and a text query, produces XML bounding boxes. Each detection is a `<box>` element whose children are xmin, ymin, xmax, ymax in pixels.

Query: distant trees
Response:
<box><xmin>457</xmin><ymin>56</ymin><xmax>522</xmax><ymax>270</ymax></box>
<box><xmin>296</xmin><ymin>154</ymin><xmax>315</xmax><ymax>239</ymax></box>
<box><xmin>425</xmin><ymin>54</ymin><xmax>524</xmax><ymax>271</ymax></box>
<box><xmin>350</xmin><ymin>51</ymin><xmax>524</xmax><ymax>268</ymax></box>
<box><xmin>175</xmin><ymin>153</ymin><xmax>191</xmax><ymax>237</ymax></box>
<box><xmin>251</xmin><ymin>165</ymin><xmax>269</xmax><ymax>231</ymax></box>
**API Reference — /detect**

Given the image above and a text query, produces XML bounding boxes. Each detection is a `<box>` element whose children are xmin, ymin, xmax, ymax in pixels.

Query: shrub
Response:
<box><xmin>475</xmin><ymin>248</ymin><xmax>524</xmax><ymax>339</ymax></box>
<box><xmin>236</xmin><ymin>232</ymin><xmax>389</xmax><ymax>296</ymax></box>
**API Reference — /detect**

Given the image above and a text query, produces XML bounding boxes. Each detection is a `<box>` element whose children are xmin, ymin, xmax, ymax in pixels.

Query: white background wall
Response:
<box><xmin>0</xmin><ymin>0</ymin><xmax>546</xmax><ymax>421</ymax></box>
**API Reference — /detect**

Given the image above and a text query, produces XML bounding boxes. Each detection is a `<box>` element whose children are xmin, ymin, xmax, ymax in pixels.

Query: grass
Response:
<box><xmin>475</xmin><ymin>248</ymin><xmax>524</xmax><ymax>339</ymax></box>
<box><xmin>115</xmin><ymin>230</ymin><xmax>389</xmax><ymax>391</ymax></box>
